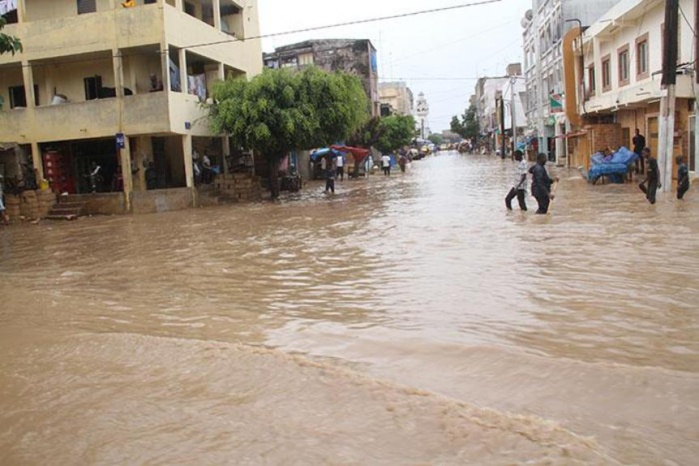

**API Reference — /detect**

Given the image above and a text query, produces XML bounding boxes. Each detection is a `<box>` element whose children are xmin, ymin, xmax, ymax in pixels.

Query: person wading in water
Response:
<box><xmin>639</xmin><ymin>147</ymin><xmax>660</xmax><ymax>205</ymax></box>
<box><xmin>529</xmin><ymin>153</ymin><xmax>557</xmax><ymax>214</ymax></box>
<box><xmin>505</xmin><ymin>150</ymin><xmax>528</xmax><ymax>211</ymax></box>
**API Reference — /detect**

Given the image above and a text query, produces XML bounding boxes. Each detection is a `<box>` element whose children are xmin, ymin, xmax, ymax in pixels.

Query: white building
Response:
<box><xmin>521</xmin><ymin>0</ymin><xmax>621</xmax><ymax>163</ymax></box>
<box><xmin>379</xmin><ymin>81</ymin><xmax>414</xmax><ymax>117</ymax></box>
<box><xmin>565</xmin><ymin>0</ymin><xmax>697</xmax><ymax>182</ymax></box>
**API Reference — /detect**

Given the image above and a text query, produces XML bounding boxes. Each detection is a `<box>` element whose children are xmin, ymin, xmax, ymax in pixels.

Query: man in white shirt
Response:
<box><xmin>505</xmin><ymin>150</ymin><xmax>528</xmax><ymax>211</ymax></box>
<box><xmin>335</xmin><ymin>154</ymin><xmax>345</xmax><ymax>181</ymax></box>
<box><xmin>381</xmin><ymin>154</ymin><xmax>391</xmax><ymax>176</ymax></box>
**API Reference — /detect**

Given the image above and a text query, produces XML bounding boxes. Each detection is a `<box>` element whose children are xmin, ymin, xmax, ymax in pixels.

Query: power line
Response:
<box><xmin>185</xmin><ymin>0</ymin><xmax>502</xmax><ymax>50</ymax></box>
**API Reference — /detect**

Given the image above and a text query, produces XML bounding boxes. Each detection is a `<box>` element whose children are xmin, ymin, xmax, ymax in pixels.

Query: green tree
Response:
<box><xmin>428</xmin><ymin>133</ymin><xmax>444</xmax><ymax>146</ymax></box>
<box><xmin>374</xmin><ymin>115</ymin><xmax>416</xmax><ymax>154</ymax></box>
<box><xmin>210</xmin><ymin>67</ymin><xmax>368</xmax><ymax>198</ymax></box>
<box><xmin>450</xmin><ymin>104</ymin><xmax>479</xmax><ymax>140</ymax></box>
<box><xmin>0</xmin><ymin>16</ymin><xmax>22</xmax><ymax>56</ymax></box>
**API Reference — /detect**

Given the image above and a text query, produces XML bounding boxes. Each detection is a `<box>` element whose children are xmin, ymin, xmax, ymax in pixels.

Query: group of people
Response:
<box><xmin>637</xmin><ymin>148</ymin><xmax>691</xmax><ymax>205</ymax></box>
<box><xmin>505</xmin><ymin>151</ymin><xmax>558</xmax><ymax>214</ymax></box>
<box><xmin>506</xmin><ymin>147</ymin><xmax>691</xmax><ymax>213</ymax></box>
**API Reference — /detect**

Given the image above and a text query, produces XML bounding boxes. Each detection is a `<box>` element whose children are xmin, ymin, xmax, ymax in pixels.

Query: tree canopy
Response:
<box><xmin>450</xmin><ymin>104</ymin><xmax>479</xmax><ymax>140</ymax></box>
<box><xmin>0</xmin><ymin>16</ymin><xmax>22</xmax><ymax>56</ymax></box>
<box><xmin>211</xmin><ymin>67</ymin><xmax>368</xmax><ymax>158</ymax></box>
<box><xmin>210</xmin><ymin>67</ymin><xmax>368</xmax><ymax>198</ymax></box>
<box><xmin>427</xmin><ymin>133</ymin><xmax>444</xmax><ymax>146</ymax></box>
<box><xmin>374</xmin><ymin>115</ymin><xmax>416</xmax><ymax>154</ymax></box>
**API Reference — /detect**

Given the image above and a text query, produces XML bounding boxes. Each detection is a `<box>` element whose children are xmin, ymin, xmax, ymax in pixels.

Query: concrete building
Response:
<box><xmin>473</xmin><ymin>64</ymin><xmax>522</xmax><ymax>153</ymax></box>
<box><xmin>263</xmin><ymin>39</ymin><xmax>380</xmax><ymax>116</ymax></box>
<box><xmin>563</xmin><ymin>0</ymin><xmax>697</xmax><ymax>183</ymax></box>
<box><xmin>378</xmin><ymin>81</ymin><xmax>414</xmax><ymax>117</ymax></box>
<box><xmin>0</xmin><ymin>0</ymin><xmax>263</xmax><ymax>214</ymax></box>
<box><xmin>521</xmin><ymin>0</ymin><xmax>620</xmax><ymax>163</ymax></box>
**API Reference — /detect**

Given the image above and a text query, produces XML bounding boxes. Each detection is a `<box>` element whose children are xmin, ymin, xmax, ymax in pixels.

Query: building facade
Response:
<box><xmin>564</xmin><ymin>0</ymin><xmax>697</xmax><ymax>182</ymax></box>
<box><xmin>473</xmin><ymin>64</ymin><xmax>523</xmax><ymax>153</ymax></box>
<box><xmin>263</xmin><ymin>39</ymin><xmax>380</xmax><ymax>116</ymax></box>
<box><xmin>521</xmin><ymin>0</ymin><xmax>620</xmax><ymax>163</ymax></box>
<box><xmin>378</xmin><ymin>81</ymin><xmax>414</xmax><ymax>117</ymax></box>
<box><xmin>0</xmin><ymin>0</ymin><xmax>262</xmax><ymax>213</ymax></box>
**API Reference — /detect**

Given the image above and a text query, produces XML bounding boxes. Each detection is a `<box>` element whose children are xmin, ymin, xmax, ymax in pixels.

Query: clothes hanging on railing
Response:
<box><xmin>0</xmin><ymin>0</ymin><xmax>18</xmax><ymax>15</ymax></box>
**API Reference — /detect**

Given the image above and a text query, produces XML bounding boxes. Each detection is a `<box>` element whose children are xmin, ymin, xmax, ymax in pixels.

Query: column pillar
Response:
<box><xmin>217</xmin><ymin>62</ymin><xmax>225</xmax><ymax>81</ymax></box>
<box><xmin>213</xmin><ymin>0</ymin><xmax>221</xmax><ymax>31</ymax></box>
<box><xmin>175</xmin><ymin>0</ymin><xmax>183</xmax><ymax>11</ymax></box>
<box><xmin>183</xmin><ymin>134</ymin><xmax>194</xmax><ymax>188</ymax></box>
<box><xmin>160</xmin><ymin>43</ymin><xmax>171</xmax><ymax>92</ymax></box>
<box><xmin>120</xmin><ymin>137</ymin><xmax>134</xmax><ymax>212</ymax></box>
<box><xmin>21</xmin><ymin>60</ymin><xmax>36</xmax><ymax>108</ymax></box>
<box><xmin>31</xmin><ymin>142</ymin><xmax>43</xmax><ymax>180</ymax></box>
<box><xmin>179</xmin><ymin>48</ymin><xmax>188</xmax><ymax>94</ymax></box>
<box><xmin>17</xmin><ymin>0</ymin><xmax>26</xmax><ymax>22</ymax></box>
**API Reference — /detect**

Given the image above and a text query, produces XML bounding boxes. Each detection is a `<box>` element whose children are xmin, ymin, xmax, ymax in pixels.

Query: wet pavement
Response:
<box><xmin>1</xmin><ymin>152</ymin><xmax>697</xmax><ymax>464</ymax></box>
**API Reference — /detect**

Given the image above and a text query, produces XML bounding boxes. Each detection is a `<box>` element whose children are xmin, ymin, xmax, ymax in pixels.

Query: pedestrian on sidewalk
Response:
<box><xmin>529</xmin><ymin>153</ymin><xmax>556</xmax><ymax>214</ymax></box>
<box><xmin>381</xmin><ymin>154</ymin><xmax>391</xmax><ymax>176</ymax></box>
<box><xmin>505</xmin><ymin>150</ymin><xmax>528</xmax><ymax>211</ymax></box>
<box><xmin>335</xmin><ymin>153</ymin><xmax>345</xmax><ymax>181</ymax></box>
<box><xmin>638</xmin><ymin>148</ymin><xmax>659</xmax><ymax>205</ymax></box>
<box><xmin>676</xmin><ymin>155</ymin><xmax>690</xmax><ymax>200</ymax></box>
<box><xmin>633</xmin><ymin>129</ymin><xmax>646</xmax><ymax>175</ymax></box>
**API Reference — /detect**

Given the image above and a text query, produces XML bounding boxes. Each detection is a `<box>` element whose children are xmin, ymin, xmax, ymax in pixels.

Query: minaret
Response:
<box><xmin>415</xmin><ymin>92</ymin><xmax>430</xmax><ymax>139</ymax></box>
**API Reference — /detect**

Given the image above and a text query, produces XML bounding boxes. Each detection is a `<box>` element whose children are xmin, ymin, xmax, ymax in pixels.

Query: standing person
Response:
<box><xmin>633</xmin><ymin>128</ymin><xmax>646</xmax><ymax>175</ymax></box>
<box><xmin>335</xmin><ymin>153</ymin><xmax>345</xmax><ymax>181</ymax></box>
<box><xmin>505</xmin><ymin>150</ymin><xmax>528</xmax><ymax>211</ymax></box>
<box><xmin>381</xmin><ymin>153</ymin><xmax>391</xmax><ymax>176</ymax></box>
<box><xmin>324</xmin><ymin>155</ymin><xmax>336</xmax><ymax>194</ymax></box>
<box><xmin>638</xmin><ymin>147</ymin><xmax>660</xmax><ymax>205</ymax></box>
<box><xmin>398</xmin><ymin>153</ymin><xmax>408</xmax><ymax>173</ymax></box>
<box><xmin>676</xmin><ymin>155</ymin><xmax>690</xmax><ymax>200</ymax></box>
<box><xmin>529</xmin><ymin>153</ymin><xmax>556</xmax><ymax>214</ymax></box>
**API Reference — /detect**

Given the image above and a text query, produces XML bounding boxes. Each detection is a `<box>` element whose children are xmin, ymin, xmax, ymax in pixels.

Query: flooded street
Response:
<box><xmin>1</xmin><ymin>153</ymin><xmax>697</xmax><ymax>464</ymax></box>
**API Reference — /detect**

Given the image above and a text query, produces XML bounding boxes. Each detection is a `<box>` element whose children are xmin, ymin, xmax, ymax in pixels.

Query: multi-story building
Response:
<box><xmin>521</xmin><ymin>0</ymin><xmax>620</xmax><ymax>163</ymax></box>
<box><xmin>263</xmin><ymin>39</ymin><xmax>380</xmax><ymax>116</ymax></box>
<box><xmin>473</xmin><ymin>63</ymin><xmax>522</xmax><ymax>152</ymax></box>
<box><xmin>564</xmin><ymin>0</ymin><xmax>697</xmax><ymax>181</ymax></box>
<box><xmin>0</xmin><ymin>0</ymin><xmax>262</xmax><ymax>213</ymax></box>
<box><xmin>378</xmin><ymin>81</ymin><xmax>414</xmax><ymax>117</ymax></box>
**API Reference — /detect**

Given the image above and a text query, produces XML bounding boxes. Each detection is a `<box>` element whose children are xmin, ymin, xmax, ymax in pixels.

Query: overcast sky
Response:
<box><xmin>258</xmin><ymin>0</ymin><xmax>533</xmax><ymax>132</ymax></box>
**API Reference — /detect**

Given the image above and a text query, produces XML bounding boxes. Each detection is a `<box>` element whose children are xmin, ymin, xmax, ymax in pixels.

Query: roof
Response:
<box><xmin>267</xmin><ymin>39</ymin><xmax>376</xmax><ymax>57</ymax></box>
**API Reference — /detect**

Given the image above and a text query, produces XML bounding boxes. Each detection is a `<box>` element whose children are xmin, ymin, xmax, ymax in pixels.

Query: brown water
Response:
<box><xmin>1</xmin><ymin>153</ymin><xmax>697</xmax><ymax>465</ymax></box>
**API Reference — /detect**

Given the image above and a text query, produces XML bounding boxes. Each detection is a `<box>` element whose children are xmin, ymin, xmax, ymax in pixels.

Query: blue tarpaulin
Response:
<box><xmin>310</xmin><ymin>148</ymin><xmax>343</xmax><ymax>162</ymax></box>
<box><xmin>588</xmin><ymin>146</ymin><xmax>639</xmax><ymax>183</ymax></box>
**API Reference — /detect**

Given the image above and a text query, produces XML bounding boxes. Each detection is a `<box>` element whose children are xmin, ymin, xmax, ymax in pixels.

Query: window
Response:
<box><xmin>84</xmin><ymin>76</ymin><xmax>102</xmax><ymax>101</ymax></box>
<box><xmin>618</xmin><ymin>45</ymin><xmax>630</xmax><ymax>86</ymax></box>
<box><xmin>298</xmin><ymin>53</ymin><xmax>314</xmax><ymax>67</ymax></box>
<box><xmin>602</xmin><ymin>55</ymin><xmax>611</xmax><ymax>91</ymax></box>
<box><xmin>77</xmin><ymin>0</ymin><xmax>96</xmax><ymax>14</ymax></box>
<box><xmin>636</xmin><ymin>34</ymin><xmax>649</xmax><ymax>79</ymax></box>
<box><xmin>588</xmin><ymin>66</ymin><xmax>596</xmax><ymax>96</ymax></box>
<box><xmin>8</xmin><ymin>85</ymin><xmax>39</xmax><ymax>109</ymax></box>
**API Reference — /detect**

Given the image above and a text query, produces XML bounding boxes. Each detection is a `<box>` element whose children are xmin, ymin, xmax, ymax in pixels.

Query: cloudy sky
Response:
<box><xmin>258</xmin><ymin>0</ymin><xmax>533</xmax><ymax>132</ymax></box>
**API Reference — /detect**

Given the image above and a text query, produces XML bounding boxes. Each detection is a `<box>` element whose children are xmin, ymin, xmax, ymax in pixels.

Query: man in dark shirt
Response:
<box><xmin>638</xmin><ymin>148</ymin><xmax>659</xmax><ymax>204</ymax></box>
<box><xmin>529</xmin><ymin>153</ymin><xmax>556</xmax><ymax>214</ymax></box>
<box><xmin>633</xmin><ymin>129</ymin><xmax>646</xmax><ymax>174</ymax></box>
<box><xmin>676</xmin><ymin>155</ymin><xmax>690</xmax><ymax>200</ymax></box>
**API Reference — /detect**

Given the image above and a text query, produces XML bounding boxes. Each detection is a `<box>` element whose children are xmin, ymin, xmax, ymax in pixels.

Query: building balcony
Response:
<box><xmin>582</xmin><ymin>74</ymin><xmax>695</xmax><ymax>115</ymax></box>
<box><xmin>0</xmin><ymin>91</ymin><xmax>176</xmax><ymax>143</ymax></box>
<box><xmin>0</xmin><ymin>3</ymin><xmax>163</xmax><ymax>65</ymax></box>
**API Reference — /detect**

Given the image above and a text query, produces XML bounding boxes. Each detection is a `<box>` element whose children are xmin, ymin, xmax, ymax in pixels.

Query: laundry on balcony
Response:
<box><xmin>0</xmin><ymin>0</ymin><xmax>18</xmax><ymax>15</ymax></box>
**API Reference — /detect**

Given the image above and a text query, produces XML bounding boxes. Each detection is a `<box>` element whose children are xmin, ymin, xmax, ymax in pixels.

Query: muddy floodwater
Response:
<box><xmin>1</xmin><ymin>153</ymin><xmax>697</xmax><ymax>465</ymax></box>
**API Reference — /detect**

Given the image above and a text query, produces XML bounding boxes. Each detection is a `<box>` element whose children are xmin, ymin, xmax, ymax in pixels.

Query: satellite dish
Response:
<box><xmin>525</xmin><ymin>9</ymin><xmax>533</xmax><ymax>21</ymax></box>
<box><xmin>521</xmin><ymin>18</ymin><xmax>530</xmax><ymax>28</ymax></box>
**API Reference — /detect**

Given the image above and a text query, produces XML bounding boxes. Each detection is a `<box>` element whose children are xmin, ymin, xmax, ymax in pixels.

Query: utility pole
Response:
<box><xmin>510</xmin><ymin>76</ymin><xmax>517</xmax><ymax>157</ymax></box>
<box><xmin>499</xmin><ymin>93</ymin><xmax>506</xmax><ymax>159</ymax></box>
<box><xmin>657</xmin><ymin>0</ymin><xmax>679</xmax><ymax>193</ymax></box>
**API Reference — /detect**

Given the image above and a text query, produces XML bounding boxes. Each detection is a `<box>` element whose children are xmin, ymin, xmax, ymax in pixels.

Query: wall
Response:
<box><xmin>34</xmin><ymin>56</ymin><xmax>115</xmax><ymax>105</ymax></box>
<box><xmin>132</xmin><ymin>187</ymin><xmax>193</xmax><ymax>214</ymax></box>
<box><xmin>70</xmin><ymin>192</ymin><xmax>127</xmax><ymax>215</ymax></box>
<box><xmin>0</xmin><ymin>66</ymin><xmax>25</xmax><ymax>109</ymax></box>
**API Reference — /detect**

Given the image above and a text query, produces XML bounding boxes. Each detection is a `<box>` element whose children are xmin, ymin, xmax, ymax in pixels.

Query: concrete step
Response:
<box><xmin>45</xmin><ymin>214</ymin><xmax>79</xmax><ymax>221</ymax></box>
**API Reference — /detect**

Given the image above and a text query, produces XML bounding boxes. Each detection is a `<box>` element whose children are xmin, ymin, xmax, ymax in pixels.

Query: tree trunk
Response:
<box><xmin>269</xmin><ymin>158</ymin><xmax>280</xmax><ymax>199</ymax></box>
<box><xmin>353</xmin><ymin>159</ymin><xmax>361</xmax><ymax>179</ymax></box>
